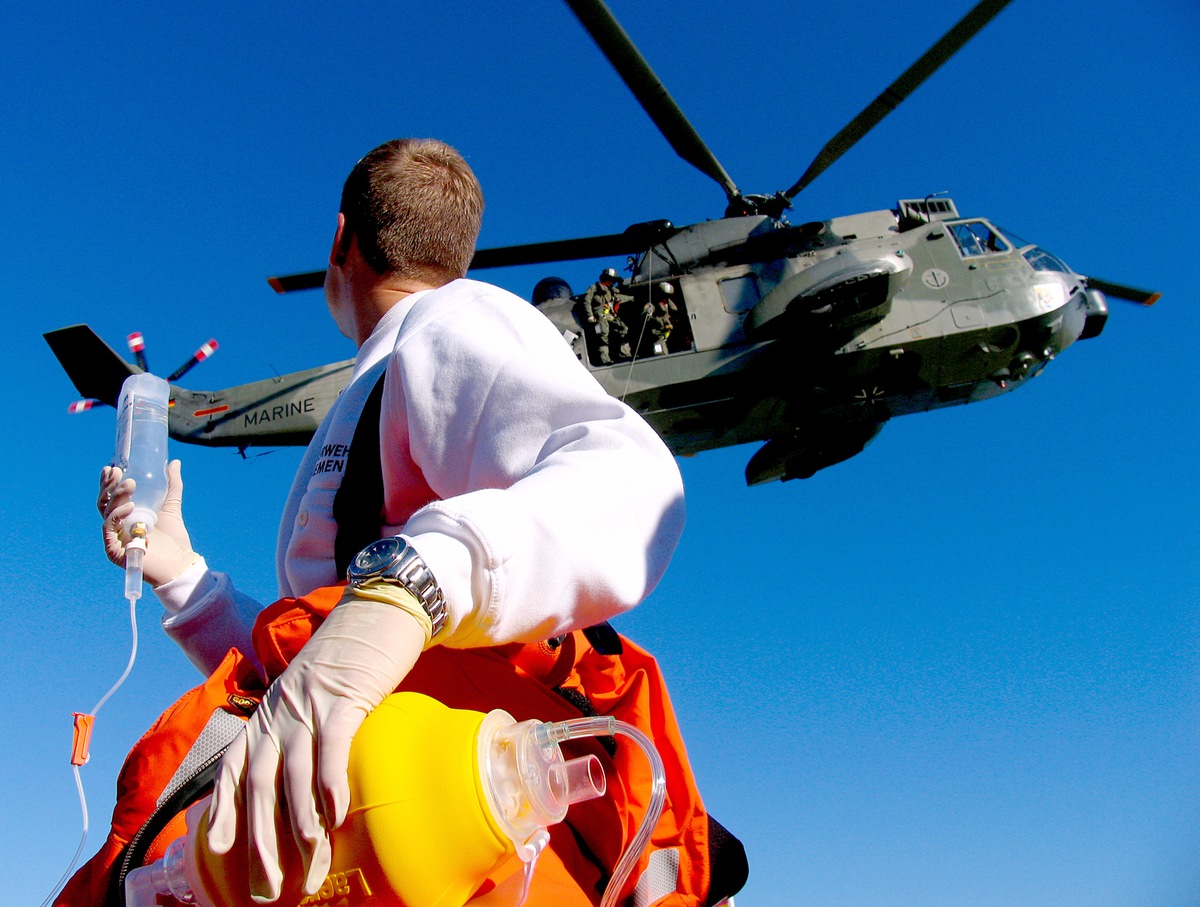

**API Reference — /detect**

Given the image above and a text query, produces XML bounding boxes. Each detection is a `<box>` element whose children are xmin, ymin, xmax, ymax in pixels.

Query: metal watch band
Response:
<box><xmin>347</xmin><ymin>537</ymin><xmax>449</xmax><ymax>638</ymax></box>
<box><xmin>384</xmin><ymin>549</ymin><xmax>447</xmax><ymax>638</ymax></box>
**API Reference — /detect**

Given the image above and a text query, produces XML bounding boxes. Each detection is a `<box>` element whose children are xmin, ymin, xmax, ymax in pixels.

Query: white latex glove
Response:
<box><xmin>207</xmin><ymin>595</ymin><xmax>426</xmax><ymax>902</ymax></box>
<box><xmin>99</xmin><ymin>461</ymin><xmax>198</xmax><ymax>586</ymax></box>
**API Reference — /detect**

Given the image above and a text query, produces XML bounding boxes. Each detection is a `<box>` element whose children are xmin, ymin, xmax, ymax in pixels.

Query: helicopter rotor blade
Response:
<box><xmin>1086</xmin><ymin>277</ymin><xmax>1161</xmax><ymax>306</ymax></box>
<box><xmin>469</xmin><ymin>228</ymin><xmax>657</xmax><ymax>269</ymax></box>
<box><xmin>267</xmin><ymin>270</ymin><xmax>325</xmax><ymax>294</ymax></box>
<box><xmin>785</xmin><ymin>0</ymin><xmax>1013</xmax><ymax>200</ymax></box>
<box><xmin>266</xmin><ymin>223</ymin><xmax>676</xmax><ymax>294</ymax></box>
<box><xmin>562</xmin><ymin>0</ymin><xmax>742</xmax><ymax>207</ymax></box>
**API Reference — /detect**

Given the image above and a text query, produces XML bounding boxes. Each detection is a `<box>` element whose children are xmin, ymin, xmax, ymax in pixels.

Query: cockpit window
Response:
<box><xmin>947</xmin><ymin>220</ymin><xmax>1012</xmax><ymax>257</ymax></box>
<box><xmin>992</xmin><ymin>226</ymin><xmax>1073</xmax><ymax>274</ymax></box>
<box><xmin>995</xmin><ymin>226</ymin><xmax>1033</xmax><ymax>249</ymax></box>
<box><xmin>1022</xmin><ymin>246</ymin><xmax>1072</xmax><ymax>273</ymax></box>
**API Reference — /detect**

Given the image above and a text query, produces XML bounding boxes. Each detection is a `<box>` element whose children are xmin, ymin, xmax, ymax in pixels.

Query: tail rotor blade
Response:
<box><xmin>167</xmin><ymin>338</ymin><xmax>219</xmax><ymax>382</ymax></box>
<box><xmin>126</xmin><ymin>332</ymin><xmax>149</xmax><ymax>372</ymax></box>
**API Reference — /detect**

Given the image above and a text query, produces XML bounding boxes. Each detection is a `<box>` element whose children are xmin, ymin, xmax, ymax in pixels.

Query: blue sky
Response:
<box><xmin>2</xmin><ymin>1</ymin><xmax>1198</xmax><ymax>904</ymax></box>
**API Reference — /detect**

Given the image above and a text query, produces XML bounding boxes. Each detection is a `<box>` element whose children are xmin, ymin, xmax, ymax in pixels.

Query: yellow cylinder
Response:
<box><xmin>185</xmin><ymin>693</ymin><xmax>520</xmax><ymax>907</ymax></box>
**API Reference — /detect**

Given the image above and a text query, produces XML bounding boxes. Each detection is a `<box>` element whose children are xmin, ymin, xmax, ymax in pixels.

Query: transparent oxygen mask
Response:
<box><xmin>125</xmin><ymin>695</ymin><xmax>665</xmax><ymax>907</ymax></box>
<box><xmin>529</xmin><ymin>716</ymin><xmax>667</xmax><ymax>907</ymax></box>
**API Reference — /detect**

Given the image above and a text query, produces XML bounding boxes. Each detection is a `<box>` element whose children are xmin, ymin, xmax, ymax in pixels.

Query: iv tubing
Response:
<box><xmin>41</xmin><ymin>590</ymin><xmax>140</xmax><ymax>906</ymax></box>
<box><xmin>37</xmin><ymin>766</ymin><xmax>88</xmax><ymax>907</ymax></box>
<box><xmin>94</xmin><ymin>588</ymin><xmax>140</xmax><ymax>716</ymax></box>
<box><xmin>536</xmin><ymin>716</ymin><xmax>667</xmax><ymax>907</ymax></box>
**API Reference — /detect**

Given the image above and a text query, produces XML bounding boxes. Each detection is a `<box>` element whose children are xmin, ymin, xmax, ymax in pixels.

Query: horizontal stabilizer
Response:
<box><xmin>44</xmin><ymin>324</ymin><xmax>138</xmax><ymax>407</ymax></box>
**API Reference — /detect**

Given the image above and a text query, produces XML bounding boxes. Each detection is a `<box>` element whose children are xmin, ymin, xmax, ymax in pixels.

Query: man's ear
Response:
<box><xmin>330</xmin><ymin>212</ymin><xmax>351</xmax><ymax>267</ymax></box>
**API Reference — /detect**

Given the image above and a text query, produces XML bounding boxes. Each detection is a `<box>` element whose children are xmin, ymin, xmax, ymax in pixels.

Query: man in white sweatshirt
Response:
<box><xmin>98</xmin><ymin>138</ymin><xmax>685</xmax><ymax>901</ymax></box>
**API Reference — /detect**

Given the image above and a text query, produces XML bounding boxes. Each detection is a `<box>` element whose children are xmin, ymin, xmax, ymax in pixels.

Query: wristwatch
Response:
<box><xmin>346</xmin><ymin>536</ymin><xmax>447</xmax><ymax>638</ymax></box>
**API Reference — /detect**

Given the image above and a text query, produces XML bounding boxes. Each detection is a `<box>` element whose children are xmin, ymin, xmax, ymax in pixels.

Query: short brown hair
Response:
<box><xmin>339</xmin><ymin>138</ymin><xmax>484</xmax><ymax>285</ymax></box>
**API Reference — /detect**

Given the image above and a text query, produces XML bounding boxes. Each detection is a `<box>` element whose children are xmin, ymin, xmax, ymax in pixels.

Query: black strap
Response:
<box><xmin>110</xmin><ymin>751</ymin><xmax>227</xmax><ymax>906</ymax></box>
<box><xmin>330</xmin><ymin>370</ymin><xmax>622</xmax><ymax>652</ymax></box>
<box><xmin>705</xmin><ymin>815</ymin><xmax>750</xmax><ymax>906</ymax></box>
<box><xmin>581</xmin><ymin>621</ymin><xmax>623</xmax><ymax>655</ymax></box>
<box><xmin>333</xmin><ymin>373</ymin><xmax>388</xmax><ymax>579</ymax></box>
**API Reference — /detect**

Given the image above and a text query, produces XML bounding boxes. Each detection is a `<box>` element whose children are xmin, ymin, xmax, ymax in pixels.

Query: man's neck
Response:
<box><xmin>349</xmin><ymin>275</ymin><xmax>445</xmax><ymax>347</ymax></box>
<box><xmin>327</xmin><ymin>232</ymin><xmax>447</xmax><ymax>346</ymax></box>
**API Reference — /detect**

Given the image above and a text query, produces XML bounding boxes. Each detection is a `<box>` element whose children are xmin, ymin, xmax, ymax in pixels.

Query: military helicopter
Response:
<box><xmin>45</xmin><ymin>0</ymin><xmax>1157</xmax><ymax>484</ymax></box>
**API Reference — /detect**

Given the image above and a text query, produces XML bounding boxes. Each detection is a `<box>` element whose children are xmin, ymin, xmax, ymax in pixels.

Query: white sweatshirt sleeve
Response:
<box><xmin>154</xmin><ymin>557</ymin><xmax>264</xmax><ymax>677</ymax></box>
<box><xmin>381</xmin><ymin>280</ymin><xmax>686</xmax><ymax>648</ymax></box>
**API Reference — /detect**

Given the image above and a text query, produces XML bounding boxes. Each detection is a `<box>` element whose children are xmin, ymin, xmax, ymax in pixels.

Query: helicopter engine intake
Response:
<box><xmin>744</xmin><ymin>245</ymin><xmax>913</xmax><ymax>340</ymax></box>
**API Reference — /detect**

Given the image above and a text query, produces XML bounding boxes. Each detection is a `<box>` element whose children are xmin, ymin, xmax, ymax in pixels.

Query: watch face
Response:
<box><xmin>351</xmin><ymin>536</ymin><xmax>407</xmax><ymax>578</ymax></box>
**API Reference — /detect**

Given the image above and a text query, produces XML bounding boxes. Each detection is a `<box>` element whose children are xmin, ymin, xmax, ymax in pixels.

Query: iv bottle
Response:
<box><xmin>113</xmin><ymin>372</ymin><xmax>170</xmax><ymax>600</ymax></box>
<box><xmin>113</xmin><ymin>372</ymin><xmax>170</xmax><ymax>533</ymax></box>
<box><xmin>125</xmin><ymin>692</ymin><xmax>607</xmax><ymax>907</ymax></box>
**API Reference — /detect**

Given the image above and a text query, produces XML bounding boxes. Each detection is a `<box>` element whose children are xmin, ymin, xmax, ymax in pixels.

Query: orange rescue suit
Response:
<box><xmin>57</xmin><ymin>585</ymin><xmax>745</xmax><ymax>906</ymax></box>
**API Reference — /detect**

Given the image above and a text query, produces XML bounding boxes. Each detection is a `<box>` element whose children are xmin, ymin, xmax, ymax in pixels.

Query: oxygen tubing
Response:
<box><xmin>535</xmin><ymin>716</ymin><xmax>667</xmax><ymax>907</ymax></box>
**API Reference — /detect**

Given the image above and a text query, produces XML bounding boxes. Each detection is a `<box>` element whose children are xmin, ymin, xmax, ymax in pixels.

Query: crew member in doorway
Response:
<box><xmin>583</xmin><ymin>267</ymin><xmax>632</xmax><ymax>364</ymax></box>
<box><xmin>642</xmin><ymin>281</ymin><xmax>679</xmax><ymax>355</ymax></box>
